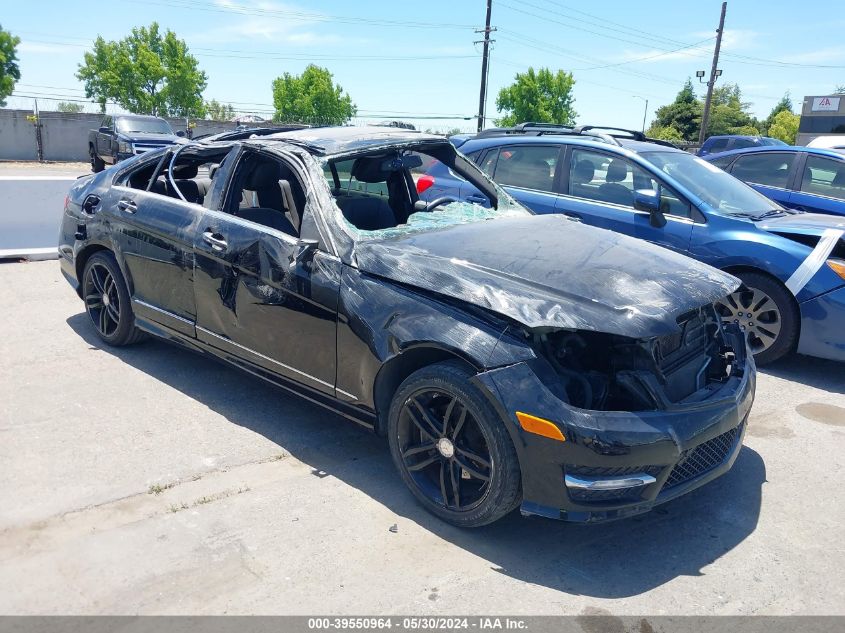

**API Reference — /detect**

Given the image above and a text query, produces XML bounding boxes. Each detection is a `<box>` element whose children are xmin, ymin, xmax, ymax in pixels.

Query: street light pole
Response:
<box><xmin>633</xmin><ymin>96</ymin><xmax>648</xmax><ymax>133</ymax></box>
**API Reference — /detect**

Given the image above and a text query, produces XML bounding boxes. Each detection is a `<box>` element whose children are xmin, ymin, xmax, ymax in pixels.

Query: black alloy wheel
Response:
<box><xmin>84</xmin><ymin>261</ymin><xmax>121</xmax><ymax>337</ymax></box>
<box><xmin>81</xmin><ymin>252</ymin><xmax>144</xmax><ymax>346</ymax></box>
<box><xmin>398</xmin><ymin>389</ymin><xmax>492</xmax><ymax>512</ymax></box>
<box><xmin>388</xmin><ymin>361</ymin><xmax>521</xmax><ymax>527</ymax></box>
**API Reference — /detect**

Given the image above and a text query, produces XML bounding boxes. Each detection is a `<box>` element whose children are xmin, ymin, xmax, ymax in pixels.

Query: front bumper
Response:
<box><xmin>798</xmin><ymin>286</ymin><xmax>845</xmax><ymax>362</ymax></box>
<box><xmin>473</xmin><ymin>328</ymin><xmax>756</xmax><ymax>522</ymax></box>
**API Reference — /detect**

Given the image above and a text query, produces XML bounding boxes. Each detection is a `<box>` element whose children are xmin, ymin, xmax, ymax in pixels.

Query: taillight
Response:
<box><xmin>416</xmin><ymin>174</ymin><xmax>435</xmax><ymax>195</ymax></box>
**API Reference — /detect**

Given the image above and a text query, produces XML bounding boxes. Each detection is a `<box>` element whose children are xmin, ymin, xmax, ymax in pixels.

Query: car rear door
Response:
<box><xmin>787</xmin><ymin>153</ymin><xmax>845</xmax><ymax>216</ymax></box>
<box><xmin>480</xmin><ymin>145</ymin><xmax>562</xmax><ymax>214</ymax></box>
<box><xmin>192</xmin><ymin>148</ymin><xmax>341</xmax><ymax>395</ymax></box>
<box><xmin>106</xmin><ymin>150</ymin><xmax>213</xmax><ymax>337</ymax></box>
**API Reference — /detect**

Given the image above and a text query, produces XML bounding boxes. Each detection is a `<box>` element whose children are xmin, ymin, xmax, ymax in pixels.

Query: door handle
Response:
<box><xmin>202</xmin><ymin>230</ymin><xmax>228</xmax><ymax>251</ymax></box>
<box><xmin>563</xmin><ymin>212</ymin><xmax>582</xmax><ymax>222</ymax></box>
<box><xmin>117</xmin><ymin>198</ymin><xmax>137</xmax><ymax>213</ymax></box>
<box><xmin>466</xmin><ymin>194</ymin><xmax>488</xmax><ymax>204</ymax></box>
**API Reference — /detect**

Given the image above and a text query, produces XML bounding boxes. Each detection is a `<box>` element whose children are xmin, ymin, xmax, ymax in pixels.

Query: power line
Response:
<box><xmin>521</xmin><ymin>0</ymin><xmax>845</xmax><ymax>70</ymax></box>
<box><xmin>125</xmin><ymin>0</ymin><xmax>477</xmax><ymax>30</ymax></box>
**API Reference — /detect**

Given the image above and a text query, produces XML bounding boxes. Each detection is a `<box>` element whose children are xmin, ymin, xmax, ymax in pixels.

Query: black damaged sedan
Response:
<box><xmin>58</xmin><ymin>126</ymin><xmax>756</xmax><ymax>527</ymax></box>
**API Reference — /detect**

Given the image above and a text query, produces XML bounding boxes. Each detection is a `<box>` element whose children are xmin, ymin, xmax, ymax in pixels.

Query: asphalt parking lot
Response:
<box><xmin>1</xmin><ymin>259</ymin><xmax>844</xmax><ymax>615</ymax></box>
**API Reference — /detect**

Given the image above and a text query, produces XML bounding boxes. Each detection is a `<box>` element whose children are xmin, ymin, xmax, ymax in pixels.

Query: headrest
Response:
<box><xmin>245</xmin><ymin>161</ymin><xmax>281</xmax><ymax>190</ymax></box>
<box><xmin>833</xmin><ymin>168</ymin><xmax>845</xmax><ymax>187</ymax></box>
<box><xmin>605</xmin><ymin>159</ymin><xmax>628</xmax><ymax>183</ymax></box>
<box><xmin>351</xmin><ymin>157</ymin><xmax>391</xmax><ymax>183</ymax></box>
<box><xmin>208</xmin><ymin>163</ymin><xmax>220</xmax><ymax>179</ymax></box>
<box><xmin>572</xmin><ymin>160</ymin><xmax>595</xmax><ymax>184</ymax></box>
<box><xmin>172</xmin><ymin>163</ymin><xmax>198</xmax><ymax>179</ymax></box>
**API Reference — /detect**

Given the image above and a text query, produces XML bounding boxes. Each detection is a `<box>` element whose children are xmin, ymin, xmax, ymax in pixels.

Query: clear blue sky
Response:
<box><xmin>4</xmin><ymin>0</ymin><xmax>845</xmax><ymax>132</ymax></box>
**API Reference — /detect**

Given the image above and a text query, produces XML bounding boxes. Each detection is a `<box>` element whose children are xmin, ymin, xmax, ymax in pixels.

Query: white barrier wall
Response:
<box><xmin>0</xmin><ymin>109</ymin><xmax>234</xmax><ymax>161</ymax></box>
<box><xmin>0</xmin><ymin>177</ymin><xmax>76</xmax><ymax>259</ymax></box>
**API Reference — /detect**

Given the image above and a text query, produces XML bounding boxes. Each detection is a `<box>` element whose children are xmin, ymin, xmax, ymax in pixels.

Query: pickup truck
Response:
<box><xmin>88</xmin><ymin>114</ymin><xmax>186</xmax><ymax>172</ymax></box>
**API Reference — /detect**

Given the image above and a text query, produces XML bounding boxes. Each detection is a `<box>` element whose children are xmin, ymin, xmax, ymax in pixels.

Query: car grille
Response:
<box><xmin>663</xmin><ymin>423</ymin><xmax>743</xmax><ymax>489</ymax></box>
<box><xmin>568</xmin><ymin>487</ymin><xmax>644</xmax><ymax>504</ymax></box>
<box><xmin>133</xmin><ymin>142</ymin><xmax>170</xmax><ymax>154</ymax></box>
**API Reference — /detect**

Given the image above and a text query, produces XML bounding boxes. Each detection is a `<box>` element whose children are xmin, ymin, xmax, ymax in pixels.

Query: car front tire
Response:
<box><xmin>387</xmin><ymin>361</ymin><xmax>522</xmax><ymax>527</ymax></box>
<box><xmin>715</xmin><ymin>271</ymin><xmax>798</xmax><ymax>365</ymax></box>
<box><xmin>90</xmin><ymin>146</ymin><xmax>105</xmax><ymax>173</ymax></box>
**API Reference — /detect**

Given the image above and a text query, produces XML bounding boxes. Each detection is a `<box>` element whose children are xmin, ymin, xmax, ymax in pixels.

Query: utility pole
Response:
<box><xmin>34</xmin><ymin>99</ymin><xmax>44</xmax><ymax>163</ymax></box>
<box><xmin>698</xmin><ymin>1</ymin><xmax>727</xmax><ymax>145</ymax></box>
<box><xmin>476</xmin><ymin>0</ymin><xmax>494</xmax><ymax>132</ymax></box>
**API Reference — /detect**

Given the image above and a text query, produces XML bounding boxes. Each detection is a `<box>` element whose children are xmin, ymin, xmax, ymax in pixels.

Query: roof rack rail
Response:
<box><xmin>474</xmin><ymin>122</ymin><xmax>678</xmax><ymax>148</ymax></box>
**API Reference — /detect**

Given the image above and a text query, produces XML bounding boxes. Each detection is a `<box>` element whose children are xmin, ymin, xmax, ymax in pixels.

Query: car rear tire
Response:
<box><xmin>90</xmin><ymin>146</ymin><xmax>105</xmax><ymax>173</ymax></box>
<box><xmin>82</xmin><ymin>252</ymin><xmax>145</xmax><ymax>347</ymax></box>
<box><xmin>715</xmin><ymin>271</ymin><xmax>798</xmax><ymax>365</ymax></box>
<box><xmin>387</xmin><ymin>361</ymin><xmax>521</xmax><ymax>527</ymax></box>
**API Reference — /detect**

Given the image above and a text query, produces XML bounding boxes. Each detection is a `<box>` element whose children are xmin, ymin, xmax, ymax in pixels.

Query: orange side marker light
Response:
<box><xmin>516</xmin><ymin>411</ymin><xmax>566</xmax><ymax>442</ymax></box>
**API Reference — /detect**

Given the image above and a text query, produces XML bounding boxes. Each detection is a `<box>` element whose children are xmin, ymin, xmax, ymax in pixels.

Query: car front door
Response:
<box><xmin>727</xmin><ymin>151</ymin><xmax>797</xmax><ymax>208</ymax></box>
<box><xmin>97</xmin><ymin>116</ymin><xmax>113</xmax><ymax>163</ymax></box>
<box><xmin>788</xmin><ymin>154</ymin><xmax>845</xmax><ymax>216</ymax></box>
<box><xmin>192</xmin><ymin>148</ymin><xmax>340</xmax><ymax>395</ymax></box>
<box><xmin>557</xmin><ymin>147</ymin><xmax>694</xmax><ymax>252</ymax></box>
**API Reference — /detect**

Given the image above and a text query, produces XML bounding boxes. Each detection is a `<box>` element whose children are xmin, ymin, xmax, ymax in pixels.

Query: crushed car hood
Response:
<box><xmin>354</xmin><ymin>215</ymin><xmax>739</xmax><ymax>338</ymax></box>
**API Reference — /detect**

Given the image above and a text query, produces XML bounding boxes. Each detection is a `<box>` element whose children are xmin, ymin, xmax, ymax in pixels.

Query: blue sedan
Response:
<box><xmin>420</xmin><ymin>126</ymin><xmax>845</xmax><ymax>364</ymax></box>
<box><xmin>704</xmin><ymin>146</ymin><xmax>845</xmax><ymax>217</ymax></box>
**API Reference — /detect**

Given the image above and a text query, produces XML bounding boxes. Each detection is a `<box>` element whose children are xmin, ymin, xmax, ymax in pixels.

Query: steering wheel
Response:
<box><xmin>419</xmin><ymin>196</ymin><xmax>460</xmax><ymax>212</ymax></box>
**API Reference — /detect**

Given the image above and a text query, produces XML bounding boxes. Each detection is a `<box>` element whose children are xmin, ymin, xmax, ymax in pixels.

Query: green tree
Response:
<box><xmin>205</xmin><ymin>99</ymin><xmax>236</xmax><ymax>121</ymax></box>
<box><xmin>495</xmin><ymin>67</ymin><xmax>576</xmax><ymax>127</ymax></box>
<box><xmin>0</xmin><ymin>24</ymin><xmax>21</xmax><ymax>107</ymax></box>
<box><xmin>707</xmin><ymin>83</ymin><xmax>760</xmax><ymax>137</ymax></box>
<box><xmin>77</xmin><ymin>23</ymin><xmax>207</xmax><ymax>117</ymax></box>
<box><xmin>271</xmin><ymin>64</ymin><xmax>356</xmax><ymax>125</ymax></box>
<box><xmin>645</xmin><ymin>124</ymin><xmax>684</xmax><ymax>142</ymax></box>
<box><xmin>761</xmin><ymin>93</ymin><xmax>793</xmax><ymax>135</ymax></box>
<box><xmin>56</xmin><ymin>101</ymin><xmax>84</xmax><ymax>113</ymax></box>
<box><xmin>649</xmin><ymin>79</ymin><xmax>701</xmax><ymax>141</ymax></box>
<box><xmin>768</xmin><ymin>109</ymin><xmax>799</xmax><ymax>144</ymax></box>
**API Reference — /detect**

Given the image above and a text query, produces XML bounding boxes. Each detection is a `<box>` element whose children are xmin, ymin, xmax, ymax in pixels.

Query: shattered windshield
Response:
<box><xmin>320</xmin><ymin>148</ymin><xmax>530</xmax><ymax>241</ymax></box>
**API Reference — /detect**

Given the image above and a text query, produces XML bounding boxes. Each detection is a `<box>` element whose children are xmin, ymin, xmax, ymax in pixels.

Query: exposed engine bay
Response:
<box><xmin>537</xmin><ymin>305</ymin><xmax>740</xmax><ymax>411</ymax></box>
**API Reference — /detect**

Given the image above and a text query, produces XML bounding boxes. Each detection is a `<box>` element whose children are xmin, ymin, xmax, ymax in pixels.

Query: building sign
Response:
<box><xmin>812</xmin><ymin>97</ymin><xmax>841</xmax><ymax>112</ymax></box>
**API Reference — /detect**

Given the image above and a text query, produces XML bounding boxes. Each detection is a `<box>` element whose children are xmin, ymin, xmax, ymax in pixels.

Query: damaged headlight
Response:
<box><xmin>537</xmin><ymin>306</ymin><xmax>737</xmax><ymax>411</ymax></box>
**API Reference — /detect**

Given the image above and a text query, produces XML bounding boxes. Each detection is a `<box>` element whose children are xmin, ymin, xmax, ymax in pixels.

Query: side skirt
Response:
<box><xmin>133</xmin><ymin>315</ymin><xmax>377</xmax><ymax>431</ymax></box>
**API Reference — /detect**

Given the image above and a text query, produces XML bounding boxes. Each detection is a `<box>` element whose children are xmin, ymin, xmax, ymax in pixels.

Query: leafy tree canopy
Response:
<box><xmin>271</xmin><ymin>64</ymin><xmax>356</xmax><ymax>126</ymax></box>
<box><xmin>707</xmin><ymin>83</ymin><xmax>760</xmax><ymax>136</ymax></box>
<box><xmin>767</xmin><ymin>110</ymin><xmax>799</xmax><ymax>144</ymax></box>
<box><xmin>648</xmin><ymin>79</ymin><xmax>701</xmax><ymax>141</ymax></box>
<box><xmin>761</xmin><ymin>92</ymin><xmax>793</xmax><ymax>134</ymax></box>
<box><xmin>205</xmin><ymin>99</ymin><xmax>236</xmax><ymax>121</ymax></box>
<box><xmin>495</xmin><ymin>67</ymin><xmax>576</xmax><ymax>127</ymax></box>
<box><xmin>56</xmin><ymin>101</ymin><xmax>84</xmax><ymax>113</ymax></box>
<box><xmin>77</xmin><ymin>23</ymin><xmax>207</xmax><ymax>117</ymax></box>
<box><xmin>0</xmin><ymin>24</ymin><xmax>21</xmax><ymax>107</ymax></box>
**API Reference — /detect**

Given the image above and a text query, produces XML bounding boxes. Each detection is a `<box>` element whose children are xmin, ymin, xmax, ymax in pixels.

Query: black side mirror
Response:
<box><xmin>98</xmin><ymin>127</ymin><xmax>110</xmax><ymax>133</ymax></box>
<box><xmin>176</xmin><ymin>130</ymin><xmax>186</xmax><ymax>138</ymax></box>
<box><xmin>291</xmin><ymin>238</ymin><xmax>319</xmax><ymax>266</ymax></box>
<box><xmin>633</xmin><ymin>188</ymin><xmax>667</xmax><ymax>228</ymax></box>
